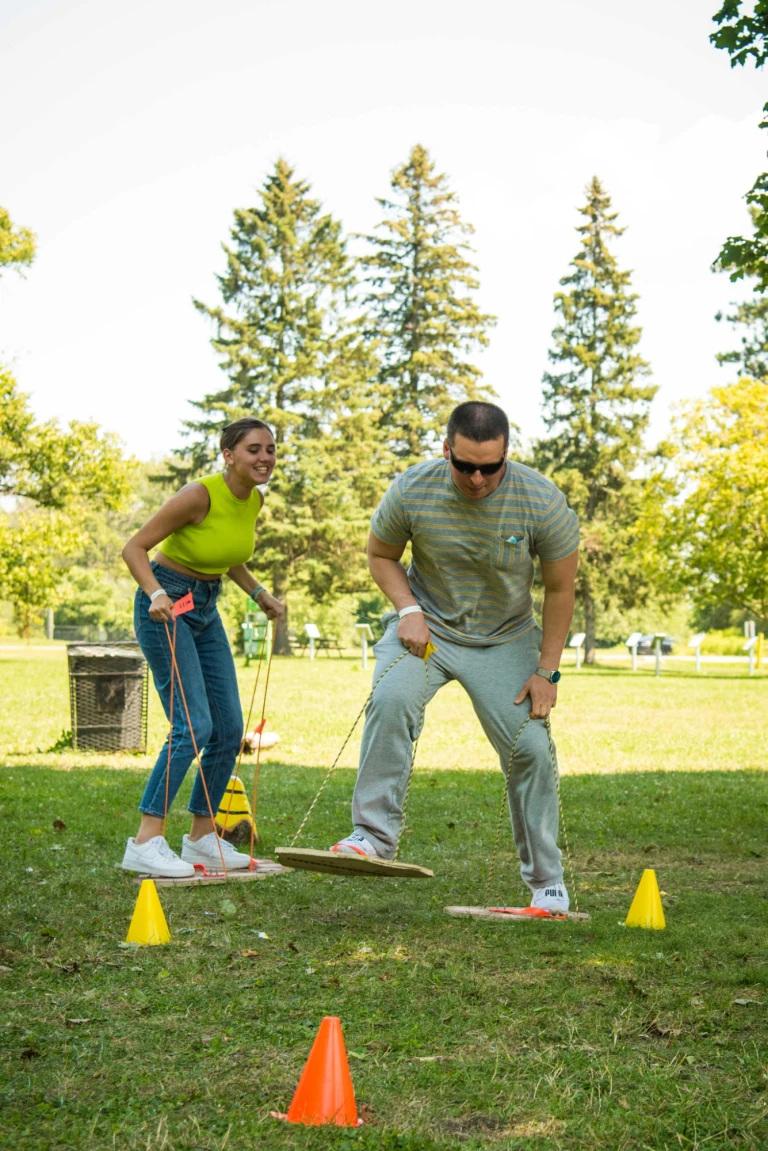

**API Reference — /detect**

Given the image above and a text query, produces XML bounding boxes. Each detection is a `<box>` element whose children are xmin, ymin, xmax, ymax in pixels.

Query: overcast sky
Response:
<box><xmin>1</xmin><ymin>0</ymin><xmax>765</xmax><ymax>461</ymax></box>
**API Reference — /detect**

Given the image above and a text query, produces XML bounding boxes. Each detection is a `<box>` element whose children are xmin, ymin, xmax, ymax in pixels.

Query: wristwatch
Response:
<box><xmin>535</xmin><ymin>666</ymin><xmax>561</xmax><ymax>684</ymax></box>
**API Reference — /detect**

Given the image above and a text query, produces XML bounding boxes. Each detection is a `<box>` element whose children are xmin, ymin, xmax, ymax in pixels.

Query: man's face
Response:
<box><xmin>443</xmin><ymin>433</ymin><xmax>508</xmax><ymax>501</ymax></box>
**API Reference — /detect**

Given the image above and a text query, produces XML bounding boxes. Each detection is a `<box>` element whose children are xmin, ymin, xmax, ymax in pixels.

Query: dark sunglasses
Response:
<box><xmin>449</xmin><ymin>449</ymin><xmax>506</xmax><ymax>477</ymax></box>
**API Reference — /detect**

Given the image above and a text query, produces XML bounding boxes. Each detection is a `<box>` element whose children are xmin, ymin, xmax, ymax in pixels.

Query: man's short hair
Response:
<box><xmin>447</xmin><ymin>401</ymin><xmax>509</xmax><ymax>445</ymax></box>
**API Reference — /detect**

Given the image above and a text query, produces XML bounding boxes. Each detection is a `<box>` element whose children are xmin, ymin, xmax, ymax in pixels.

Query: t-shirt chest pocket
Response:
<box><xmin>493</xmin><ymin>532</ymin><xmax>529</xmax><ymax>571</ymax></box>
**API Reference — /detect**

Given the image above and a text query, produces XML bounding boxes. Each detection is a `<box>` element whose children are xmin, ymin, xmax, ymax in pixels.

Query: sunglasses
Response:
<box><xmin>449</xmin><ymin>449</ymin><xmax>507</xmax><ymax>477</ymax></box>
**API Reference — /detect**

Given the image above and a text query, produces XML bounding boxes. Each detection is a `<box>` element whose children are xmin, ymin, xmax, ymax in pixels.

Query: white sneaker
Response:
<box><xmin>121</xmin><ymin>836</ymin><xmax>195</xmax><ymax>878</ymax></box>
<box><xmin>181</xmin><ymin>832</ymin><xmax>251</xmax><ymax>870</ymax></box>
<box><xmin>530</xmin><ymin>882</ymin><xmax>570</xmax><ymax>914</ymax></box>
<box><xmin>330</xmin><ymin>832</ymin><xmax>381</xmax><ymax>858</ymax></box>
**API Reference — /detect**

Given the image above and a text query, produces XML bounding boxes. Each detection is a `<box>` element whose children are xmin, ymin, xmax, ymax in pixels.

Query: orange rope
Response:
<box><xmin>249</xmin><ymin>636</ymin><xmax>275</xmax><ymax>865</ymax></box>
<box><xmin>219</xmin><ymin>625</ymin><xmax>268</xmax><ymax>832</ymax></box>
<box><xmin>160</xmin><ymin>616</ymin><xmax>177</xmax><ymax>839</ymax></box>
<box><xmin>163</xmin><ymin>619</ymin><xmax>228</xmax><ymax>877</ymax></box>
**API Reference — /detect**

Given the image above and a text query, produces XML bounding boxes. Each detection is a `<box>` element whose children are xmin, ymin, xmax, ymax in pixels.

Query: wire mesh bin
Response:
<box><xmin>67</xmin><ymin>643</ymin><xmax>149</xmax><ymax>752</ymax></box>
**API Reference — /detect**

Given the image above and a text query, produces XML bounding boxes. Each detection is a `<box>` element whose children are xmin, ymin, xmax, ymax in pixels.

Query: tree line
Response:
<box><xmin>1</xmin><ymin>3</ymin><xmax>766</xmax><ymax>655</ymax></box>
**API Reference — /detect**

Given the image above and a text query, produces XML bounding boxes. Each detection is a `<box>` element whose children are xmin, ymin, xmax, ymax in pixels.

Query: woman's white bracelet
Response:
<box><xmin>150</xmin><ymin>588</ymin><xmax>168</xmax><ymax>602</ymax></box>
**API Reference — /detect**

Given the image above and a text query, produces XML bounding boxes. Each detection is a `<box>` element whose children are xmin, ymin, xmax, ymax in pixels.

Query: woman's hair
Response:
<box><xmin>220</xmin><ymin>417</ymin><xmax>275</xmax><ymax>454</ymax></box>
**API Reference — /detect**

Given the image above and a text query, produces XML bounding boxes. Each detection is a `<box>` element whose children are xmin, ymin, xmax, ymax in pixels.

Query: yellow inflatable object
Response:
<box><xmin>216</xmin><ymin>775</ymin><xmax>256</xmax><ymax>833</ymax></box>
<box><xmin>625</xmin><ymin>868</ymin><xmax>666</xmax><ymax>930</ymax></box>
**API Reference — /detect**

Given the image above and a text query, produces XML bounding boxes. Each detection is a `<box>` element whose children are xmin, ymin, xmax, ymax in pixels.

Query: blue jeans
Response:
<box><xmin>134</xmin><ymin>562</ymin><xmax>242</xmax><ymax>818</ymax></box>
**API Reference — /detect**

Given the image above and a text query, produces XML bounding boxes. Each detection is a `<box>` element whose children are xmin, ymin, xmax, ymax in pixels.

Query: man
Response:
<box><xmin>331</xmin><ymin>401</ymin><xmax>579</xmax><ymax>913</ymax></box>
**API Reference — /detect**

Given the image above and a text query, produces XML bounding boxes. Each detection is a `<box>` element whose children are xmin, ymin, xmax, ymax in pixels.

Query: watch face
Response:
<box><xmin>551</xmin><ymin>670</ymin><xmax>562</xmax><ymax>684</ymax></box>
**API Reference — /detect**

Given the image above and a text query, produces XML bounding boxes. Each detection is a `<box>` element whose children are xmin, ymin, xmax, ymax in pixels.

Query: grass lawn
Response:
<box><xmin>0</xmin><ymin>651</ymin><xmax>766</xmax><ymax>1150</ymax></box>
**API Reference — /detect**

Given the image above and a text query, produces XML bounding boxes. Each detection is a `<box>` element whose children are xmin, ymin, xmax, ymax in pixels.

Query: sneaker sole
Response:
<box><xmin>133</xmin><ymin>863</ymin><xmax>291</xmax><ymax>887</ymax></box>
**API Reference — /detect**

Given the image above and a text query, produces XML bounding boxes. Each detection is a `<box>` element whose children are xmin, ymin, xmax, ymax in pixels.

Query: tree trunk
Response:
<box><xmin>272</xmin><ymin>572</ymin><xmax>292</xmax><ymax>656</ymax></box>
<box><xmin>583</xmin><ymin>588</ymin><xmax>597</xmax><ymax>666</ymax></box>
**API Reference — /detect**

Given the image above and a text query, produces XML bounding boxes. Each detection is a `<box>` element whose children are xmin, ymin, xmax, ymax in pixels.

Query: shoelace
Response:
<box><xmin>151</xmin><ymin>837</ymin><xmax>179</xmax><ymax>860</ymax></box>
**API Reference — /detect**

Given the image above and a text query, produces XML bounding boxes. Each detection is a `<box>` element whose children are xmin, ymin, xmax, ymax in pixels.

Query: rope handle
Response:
<box><xmin>162</xmin><ymin>620</ymin><xmax>229</xmax><ymax>877</ymax></box>
<box><xmin>289</xmin><ymin>645</ymin><xmax>433</xmax><ymax>850</ymax></box>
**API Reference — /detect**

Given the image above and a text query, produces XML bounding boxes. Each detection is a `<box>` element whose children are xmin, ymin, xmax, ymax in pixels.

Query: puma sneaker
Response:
<box><xmin>530</xmin><ymin>882</ymin><xmax>570</xmax><ymax>914</ymax></box>
<box><xmin>121</xmin><ymin>836</ymin><xmax>195</xmax><ymax>878</ymax></box>
<box><xmin>330</xmin><ymin>832</ymin><xmax>381</xmax><ymax>858</ymax></box>
<box><xmin>181</xmin><ymin>832</ymin><xmax>251</xmax><ymax>870</ymax></box>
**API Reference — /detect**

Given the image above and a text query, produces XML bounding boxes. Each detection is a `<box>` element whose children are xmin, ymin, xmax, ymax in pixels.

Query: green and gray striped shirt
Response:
<box><xmin>371</xmin><ymin>459</ymin><xmax>579</xmax><ymax>646</ymax></box>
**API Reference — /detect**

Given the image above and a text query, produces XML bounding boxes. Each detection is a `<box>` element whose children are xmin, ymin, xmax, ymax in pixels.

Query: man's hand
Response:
<box><xmin>256</xmin><ymin>590</ymin><xmax>285</xmax><ymax>622</ymax></box>
<box><xmin>397</xmin><ymin>611</ymin><xmax>431</xmax><ymax>659</ymax></box>
<box><xmin>515</xmin><ymin>674</ymin><xmax>557</xmax><ymax>720</ymax></box>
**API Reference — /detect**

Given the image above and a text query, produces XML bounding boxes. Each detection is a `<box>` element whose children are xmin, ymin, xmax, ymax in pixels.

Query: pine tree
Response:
<box><xmin>360</xmin><ymin>144</ymin><xmax>496</xmax><ymax>461</ymax></box>
<box><xmin>187</xmin><ymin>159</ymin><xmax>389</xmax><ymax>654</ymax></box>
<box><xmin>716</xmin><ymin>294</ymin><xmax>768</xmax><ymax>378</ymax></box>
<box><xmin>534</xmin><ymin>177</ymin><xmax>658</xmax><ymax>663</ymax></box>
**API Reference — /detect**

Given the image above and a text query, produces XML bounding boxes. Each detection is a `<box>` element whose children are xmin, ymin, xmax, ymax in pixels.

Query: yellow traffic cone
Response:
<box><xmin>625</xmin><ymin>869</ymin><xmax>666</xmax><ymax>930</ymax></box>
<box><xmin>126</xmin><ymin>879</ymin><xmax>171</xmax><ymax>945</ymax></box>
<box><xmin>215</xmin><ymin>774</ymin><xmax>257</xmax><ymax>842</ymax></box>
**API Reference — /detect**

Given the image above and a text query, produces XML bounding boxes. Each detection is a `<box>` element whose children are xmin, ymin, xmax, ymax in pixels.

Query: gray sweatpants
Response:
<box><xmin>351</xmin><ymin>614</ymin><xmax>563</xmax><ymax>889</ymax></box>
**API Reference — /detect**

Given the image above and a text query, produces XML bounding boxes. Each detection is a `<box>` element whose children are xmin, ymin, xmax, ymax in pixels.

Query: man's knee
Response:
<box><xmin>508</xmin><ymin>719</ymin><xmax>551</xmax><ymax>769</ymax></box>
<box><xmin>369</xmin><ymin>662</ymin><xmax>427</xmax><ymax>720</ymax></box>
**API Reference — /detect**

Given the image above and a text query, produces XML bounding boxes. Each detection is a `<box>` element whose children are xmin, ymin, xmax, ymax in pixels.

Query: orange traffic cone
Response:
<box><xmin>126</xmin><ymin>879</ymin><xmax>171</xmax><ymax>945</ymax></box>
<box><xmin>272</xmin><ymin>1016</ymin><xmax>362</xmax><ymax>1127</ymax></box>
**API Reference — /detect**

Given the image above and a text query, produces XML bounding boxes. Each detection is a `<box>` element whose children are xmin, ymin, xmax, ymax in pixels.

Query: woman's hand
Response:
<box><xmin>256</xmin><ymin>590</ymin><xmax>285</xmax><ymax>621</ymax></box>
<box><xmin>148</xmin><ymin>593</ymin><xmax>174</xmax><ymax>622</ymax></box>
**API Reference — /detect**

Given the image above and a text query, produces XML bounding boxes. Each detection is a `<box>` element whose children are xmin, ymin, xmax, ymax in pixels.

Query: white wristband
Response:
<box><xmin>398</xmin><ymin>604</ymin><xmax>423</xmax><ymax>619</ymax></box>
<box><xmin>150</xmin><ymin>588</ymin><xmax>167</xmax><ymax>602</ymax></box>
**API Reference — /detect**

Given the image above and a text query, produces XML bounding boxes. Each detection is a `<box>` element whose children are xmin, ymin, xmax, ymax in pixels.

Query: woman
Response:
<box><xmin>120</xmin><ymin>417</ymin><xmax>284</xmax><ymax>878</ymax></box>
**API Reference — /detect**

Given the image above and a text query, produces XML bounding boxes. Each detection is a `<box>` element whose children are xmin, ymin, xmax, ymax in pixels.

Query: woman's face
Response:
<box><xmin>225</xmin><ymin>429</ymin><xmax>276</xmax><ymax>486</ymax></box>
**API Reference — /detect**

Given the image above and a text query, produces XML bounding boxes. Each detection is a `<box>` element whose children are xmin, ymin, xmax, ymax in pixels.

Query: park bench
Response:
<box><xmin>303</xmin><ymin>622</ymin><xmax>344</xmax><ymax>658</ymax></box>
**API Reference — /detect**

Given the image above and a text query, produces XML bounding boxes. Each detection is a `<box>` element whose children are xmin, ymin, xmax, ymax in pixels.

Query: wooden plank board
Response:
<box><xmin>445</xmin><ymin>905</ymin><xmax>590</xmax><ymax>922</ymax></box>
<box><xmin>133</xmin><ymin>862</ymin><xmax>290</xmax><ymax>888</ymax></box>
<box><xmin>274</xmin><ymin>847</ymin><xmax>433</xmax><ymax>879</ymax></box>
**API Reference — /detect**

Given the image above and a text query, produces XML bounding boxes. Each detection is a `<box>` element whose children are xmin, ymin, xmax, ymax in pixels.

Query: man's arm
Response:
<box><xmin>367</xmin><ymin>531</ymin><xmax>431</xmax><ymax>658</ymax></box>
<box><xmin>514</xmin><ymin>549</ymin><xmax>579</xmax><ymax>719</ymax></box>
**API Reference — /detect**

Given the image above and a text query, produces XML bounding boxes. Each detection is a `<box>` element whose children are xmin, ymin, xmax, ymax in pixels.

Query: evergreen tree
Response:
<box><xmin>188</xmin><ymin>159</ymin><xmax>389</xmax><ymax>654</ymax></box>
<box><xmin>716</xmin><ymin>294</ymin><xmax>768</xmax><ymax>378</ymax></box>
<box><xmin>360</xmin><ymin>144</ymin><xmax>496</xmax><ymax>461</ymax></box>
<box><xmin>534</xmin><ymin>177</ymin><xmax>658</xmax><ymax>663</ymax></box>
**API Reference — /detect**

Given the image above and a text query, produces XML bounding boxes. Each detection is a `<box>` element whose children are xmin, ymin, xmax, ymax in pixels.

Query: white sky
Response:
<box><xmin>0</xmin><ymin>0</ymin><xmax>766</xmax><ymax>460</ymax></box>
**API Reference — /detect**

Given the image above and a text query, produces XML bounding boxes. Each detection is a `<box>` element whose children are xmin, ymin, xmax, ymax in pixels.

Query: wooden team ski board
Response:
<box><xmin>274</xmin><ymin>847</ymin><xmax>433</xmax><ymax>879</ymax></box>
<box><xmin>133</xmin><ymin>861</ymin><xmax>290</xmax><ymax>888</ymax></box>
<box><xmin>445</xmin><ymin>905</ymin><xmax>590</xmax><ymax>922</ymax></box>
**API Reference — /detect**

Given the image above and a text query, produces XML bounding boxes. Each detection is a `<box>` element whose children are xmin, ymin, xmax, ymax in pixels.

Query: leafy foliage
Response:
<box><xmin>0</xmin><ymin>206</ymin><xmax>36</xmax><ymax>277</ymax></box>
<box><xmin>0</xmin><ymin>369</ymin><xmax>136</xmax><ymax>636</ymax></box>
<box><xmin>660</xmin><ymin>379</ymin><xmax>768</xmax><ymax>620</ymax></box>
<box><xmin>360</xmin><ymin>144</ymin><xmax>497</xmax><ymax>461</ymax></box>
<box><xmin>534</xmin><ymin>178</ymin><xmax>658</xmax><ymax>660</ymax></box>
<box><xmin>711</xmin><ymin>1</ymin><xmax>768</xmax><ymax>68</ymax></box>
<box><xmin>188</xmin><ymin>159</ymin><xmax>391</xmax><ymax>651</ymax></box>
<box><xmin>711</xmin><ymin>4</ymin><xmax>768</xmax><ymax>287</ymax></box>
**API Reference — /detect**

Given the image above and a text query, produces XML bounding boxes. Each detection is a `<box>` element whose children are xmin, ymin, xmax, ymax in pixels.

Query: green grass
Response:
<box><xmin>0</xmin><ymin>653</ymin><xmax>766</xmax><ymax>1150</ymax></box>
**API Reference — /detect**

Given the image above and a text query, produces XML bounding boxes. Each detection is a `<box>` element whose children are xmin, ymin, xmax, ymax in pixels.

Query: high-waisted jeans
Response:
<box><xmin>134</xmin><ymin>562</ymin><xmax>242</xmax><ymax>818</ymax></box>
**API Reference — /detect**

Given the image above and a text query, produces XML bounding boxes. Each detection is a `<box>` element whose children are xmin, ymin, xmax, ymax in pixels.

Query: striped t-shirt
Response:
<box><xmin>370</xmin><ymin>458</ymin><xmax>579</xmax><ymax>646</ymax></box>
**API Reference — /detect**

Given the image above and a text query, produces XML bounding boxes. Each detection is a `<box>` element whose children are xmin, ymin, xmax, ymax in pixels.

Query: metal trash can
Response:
<box><xmin>67</xmin><ymin>642</ymin><xmax>149</xmax><ymax>752</ymax></box>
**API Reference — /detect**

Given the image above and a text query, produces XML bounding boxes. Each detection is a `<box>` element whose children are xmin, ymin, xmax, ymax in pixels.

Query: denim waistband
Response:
<box><xmin>151</xmin><ymin>560</ymin><xmax>221</xmax><ymax>590</ymax></box>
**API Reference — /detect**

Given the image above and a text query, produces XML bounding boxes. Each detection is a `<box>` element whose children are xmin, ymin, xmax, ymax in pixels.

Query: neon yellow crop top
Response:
<box><xmin>158</xmin><ymin>474</ymin><xmax>261</xmax><ymax>575</ymax></box>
